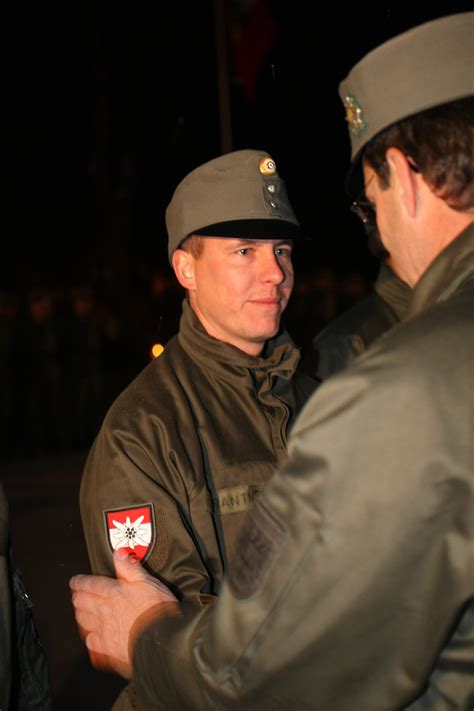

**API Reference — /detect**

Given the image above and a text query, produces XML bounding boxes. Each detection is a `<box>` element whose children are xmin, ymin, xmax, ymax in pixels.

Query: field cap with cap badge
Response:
<box><xmin>339</xmin><ymin>12</ymin><xmax>474</xmax><ymax>196</ymax></box>
<box><xmin>165</xmin><ymin>149</ymin><xmax>300</xmax><ymax>260</ymax></box>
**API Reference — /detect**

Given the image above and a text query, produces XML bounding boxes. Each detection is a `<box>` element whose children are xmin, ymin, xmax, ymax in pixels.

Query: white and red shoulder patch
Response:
<box><xmin>104</xmin><ymin>503</ymin><xmax>155</xmax><ymax>562</ymax></box>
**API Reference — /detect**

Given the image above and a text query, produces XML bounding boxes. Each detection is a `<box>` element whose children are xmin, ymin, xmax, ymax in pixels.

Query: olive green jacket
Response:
<box><xmin>0</xmin><ymin>484</ymin><xmax>52</xmax><ymax>711</ymax></box>
<box><xmin>81</xmin><ymin>300</ymin><xmax>315</xmax><ymax>601</ymax></box>
<box><xmin>133</xmin><ymin>224</ymin><xmax>474</xmax><ymax>710</ymax></box>
<box><xmin>313</xmin><ymin>262</ymin><xmax>412</xmax><ymax>380</ymax></box>
<box><xmin>81</xmin><ymin>301</ymin><xmax>315</xmax><ymax>710</ymax></box>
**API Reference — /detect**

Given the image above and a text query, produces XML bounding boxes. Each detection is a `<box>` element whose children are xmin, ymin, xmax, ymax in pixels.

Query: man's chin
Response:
<box><xmin>249</xmin><ymin>321</ymin><xmax>281</xmax><ymax>343</ymax></box>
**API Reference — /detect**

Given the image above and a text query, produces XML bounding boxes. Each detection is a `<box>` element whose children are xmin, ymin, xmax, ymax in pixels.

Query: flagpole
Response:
<box><xmin>214</xmin><ymin>0</ymin><xmax>233</xmax><ymax>154</ymax></box>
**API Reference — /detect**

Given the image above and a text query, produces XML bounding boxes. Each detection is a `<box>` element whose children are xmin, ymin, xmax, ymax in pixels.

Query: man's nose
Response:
<box><xmin>260</xmin><ymin>251</ymin><xmax>286</xmax><ymax>284</ymax></box>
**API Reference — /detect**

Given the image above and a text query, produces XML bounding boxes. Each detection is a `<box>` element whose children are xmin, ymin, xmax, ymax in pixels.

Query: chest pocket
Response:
<box><xmin>187</xmin><ymin>395</ymin><xmax>279</xmax><ymax>588</ymax></box>
<box><xmin>211</xmin><ymin>459</ymin><xmax>277</xmax><ymax>562</ymax></box>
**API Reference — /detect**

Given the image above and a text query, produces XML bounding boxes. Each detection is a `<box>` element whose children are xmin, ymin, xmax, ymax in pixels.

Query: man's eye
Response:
<box><xmin>275</xmin><ymin>247</ymin><xmax>292</xmax><ymax>257</ymax></box>
<box><xmin>238</xmin><ymin>248</ymin><xmax>249</xmax><ymax>255</ymax></box>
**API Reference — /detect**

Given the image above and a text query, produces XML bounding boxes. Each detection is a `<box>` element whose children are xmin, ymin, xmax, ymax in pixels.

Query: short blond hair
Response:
<box><xmin>179</xmin><ymin>235</ymin><xmax>206</xmax><ymax>259</ymax></box>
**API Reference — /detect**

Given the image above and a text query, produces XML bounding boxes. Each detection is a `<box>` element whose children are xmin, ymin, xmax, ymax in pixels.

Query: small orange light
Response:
<box><xmin>151</xmin><ymin>343</ymin><xmax>164</xmax><ymax>359</ymax></box>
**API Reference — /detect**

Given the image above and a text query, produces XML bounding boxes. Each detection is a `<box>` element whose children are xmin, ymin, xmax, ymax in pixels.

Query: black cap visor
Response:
<box><xmin>192</xmin><ymin>219</ymin><xmax>301</xmax><ymax>241</ymax></box>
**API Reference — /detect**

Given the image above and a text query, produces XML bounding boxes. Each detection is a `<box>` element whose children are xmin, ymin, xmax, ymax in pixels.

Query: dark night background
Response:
<box><xmin>4</xmin><ymin>3</ymin><xmax>472</xmax><ymax>286</ymax></box>
<box><xmin>0</xmin><ymin>3</ymin><xmax>472</xmax><ymax>708</ymax></box>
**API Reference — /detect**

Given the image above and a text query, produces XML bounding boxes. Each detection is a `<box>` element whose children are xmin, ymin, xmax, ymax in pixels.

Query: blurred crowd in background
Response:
<box><xmin>0</xmin><ymin>255</ymin><xmax>371</xmax><ymax>460</ymax></box>
<box><xmin>2</xmin><ymin>3</ymin><xmax>466</xmax><ymax>464</ymax></box>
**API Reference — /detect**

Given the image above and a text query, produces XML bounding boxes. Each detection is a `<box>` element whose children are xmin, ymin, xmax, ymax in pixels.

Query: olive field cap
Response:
<box><xmin>165</xmin><ymin>149</ymin><xmax>300</xmax><ymax>259</ymax></box>
<box><xmin>339</xmin><ymin>12</ymin><xmax>474</xmax><ymax>194</ymax></box>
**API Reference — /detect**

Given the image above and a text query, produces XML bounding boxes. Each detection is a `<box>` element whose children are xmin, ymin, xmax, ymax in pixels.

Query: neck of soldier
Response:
<box><xmin>415</xmin><ymin>198</ymin><xmax>473</xmax><ymax>287</ymax></box>
<box><xmin>393</xmin><ymin>178</ymin><xmax>474</xmax><ymax>288</ymax></box>
<box><xmin>186</xmin><ymin>297</ymin><xmax>266</xmax><ymax>357</ymax></box>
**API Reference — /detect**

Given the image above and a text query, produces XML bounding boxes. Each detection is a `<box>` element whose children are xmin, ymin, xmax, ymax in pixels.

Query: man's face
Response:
<box><xmin>186</xmin><ymin>237</ymin><xmax>294</xmax><ymax>356</ymax></box>
<box><xmin>363</xmin><ymin>161</ymin><xmax>412</xmax><ymax>284</ymax></box>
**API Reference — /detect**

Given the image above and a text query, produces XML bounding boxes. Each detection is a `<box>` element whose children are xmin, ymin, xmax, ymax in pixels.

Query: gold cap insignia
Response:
<box><xmin>259</xmin><ymin>157</ymin><xmax>276</xmax><ymax>176</ymax></box>
<box><xmin>344</xmin><ymin>95</ymin><xmax>367</xmax><ymax>135</ymax></box>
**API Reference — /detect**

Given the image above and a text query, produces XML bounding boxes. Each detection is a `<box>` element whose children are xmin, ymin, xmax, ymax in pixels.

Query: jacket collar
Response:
<box><xmin>407</xmin><ymin>223</ymin><xmax>474</xmax><ymax>319</ymax></box>
<box><xmin>177</xmin><ymin>300</ymin><xmax>300</xmax><ymax>390</ymax></box>
<box><xmin>374</xmin><ymin>263</ymin><xmax>412</xmax><ymax>321</ymax></box>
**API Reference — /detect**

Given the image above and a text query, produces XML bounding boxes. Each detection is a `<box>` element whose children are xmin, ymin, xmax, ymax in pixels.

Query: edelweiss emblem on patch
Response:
<box><xmin>104</xmin><ymin>504</ymin><xmax>155</xmax><ymax>562</ymax></box>
<box><xmin>111</xmin><ymin>515</ymin><xmax>149</xmax><ymax>549</ymax></box>
<box><xmin>344</xmin><ymin>94</ymin><xmax>367</xmax><ymax>135</ymax></box>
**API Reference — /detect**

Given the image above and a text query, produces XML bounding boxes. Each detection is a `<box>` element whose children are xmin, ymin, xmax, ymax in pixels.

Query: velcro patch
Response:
<box><xmin>229</xmin><ymin>497</ymin><xmax>287</xmax><ymax>599</ymax></box>
<box><xmin>104</xmin><ymin>503</ymin><xmax>155</xmax><ymax>563</ymax></box>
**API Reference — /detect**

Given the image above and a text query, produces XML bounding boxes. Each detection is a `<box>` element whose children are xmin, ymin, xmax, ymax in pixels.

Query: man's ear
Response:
<box><xmin>386</xmin><ymin>147</ymin><xmax>418</xmax><ymax>218</ymax></box>
<box><xmin>172</xmin><ymin>249</ymin><xmax>196</xmax><ymax>290</ymax></box>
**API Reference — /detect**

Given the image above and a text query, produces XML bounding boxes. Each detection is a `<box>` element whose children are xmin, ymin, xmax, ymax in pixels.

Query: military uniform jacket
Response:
<box><xmin>313</xmin><ymin>262</ymin><xmax>412</xmax><ymax>380</ymax></box>
<box><xmin>80</xmin><ymin>300</ymin><xmax>314</xmax><ymax>602</ymax></box>
<box><xmin>0</xmin><ymin>484</ymin><xmax>52</xmax><ymax>711</ymax></box>
<box><xmin>133</xmin><ymin>224</ymin><xmax>474</xmax><ymax>710</ymax></box>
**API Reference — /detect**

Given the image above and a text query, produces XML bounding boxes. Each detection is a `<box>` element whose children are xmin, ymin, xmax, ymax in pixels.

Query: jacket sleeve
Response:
<box><xmin>132</xmin><ymin>335</ymin><xmax>474</xmax><ymax>709</ymax></box>
<box><xmin>80</xmin><ymin>405</ymin><xmax>223</xmax><ymax>601</ymax></box>
<box><xmin>405</xmin><ymin>600</ymin><xmax>474</xmax><ymax>710</ymax></box>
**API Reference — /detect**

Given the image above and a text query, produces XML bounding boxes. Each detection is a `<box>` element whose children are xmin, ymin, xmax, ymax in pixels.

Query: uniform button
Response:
<box><xmin>259</xmin><ymin>157</ymin><xmax>276</xmax><ymax>176</ymax></box>
<box><xmin>267</xmin><ymin>184</ymin><xmax>276</xmax><ymax>193</ymax></box>
<box><xmin>269</xmin><ymin>200</ymin><xmax>278</xmax><ymax>208</ymax></box>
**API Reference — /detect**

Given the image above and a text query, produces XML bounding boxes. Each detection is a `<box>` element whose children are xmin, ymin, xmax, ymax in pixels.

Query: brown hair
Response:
<box><xmin>364</xmin><ymin>97</ymin><xmax>474</xmax><ymax>211</ymax></box>
<box><xmin>179</xmin><ymin>235</ymin><xmax>206</xmax><ymax>259</ymax></box>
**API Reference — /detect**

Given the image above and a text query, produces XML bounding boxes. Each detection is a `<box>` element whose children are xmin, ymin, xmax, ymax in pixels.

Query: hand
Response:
<box><xmin>70</xmin><ymin>549</ymin><xmax>178</xmax><ymax>678</ymax></box>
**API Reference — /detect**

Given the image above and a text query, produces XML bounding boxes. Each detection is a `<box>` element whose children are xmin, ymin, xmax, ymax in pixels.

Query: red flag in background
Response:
<box><xmin>228</xmin><ymin>0</ymin><xmax>278</xmax><ymax>104</ymax></box>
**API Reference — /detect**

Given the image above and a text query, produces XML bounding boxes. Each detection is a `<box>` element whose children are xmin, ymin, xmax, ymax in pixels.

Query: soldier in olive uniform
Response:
<box><xmin>72</xmin><ymin>13</ymin><xmax>474</xmax><ymax>709</ymax></box>
<box><xmin>79</xmin><ymin>150</ymin><xmax>316</xmax><ymax>709</ymax></box>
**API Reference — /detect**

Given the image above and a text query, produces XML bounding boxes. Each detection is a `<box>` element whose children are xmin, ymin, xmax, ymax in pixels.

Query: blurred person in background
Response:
<box><xmin>0</xmin><ymin>292</ymin><xmax>18</xmax><ymax>460</ymax></box>
<box><xmin>62</xmin><ymin>286</ymin><xmax>105</xmax><ymax>449</ymax></box>
<box><xmin>1</xmin><ymin>482</ymin><xmax>52</xmax><ymax>710</ymax></box>
<box><xmin>15</xmin><ymin>289</ymin><xmax>64</xmax><ymax>456</ymax></box>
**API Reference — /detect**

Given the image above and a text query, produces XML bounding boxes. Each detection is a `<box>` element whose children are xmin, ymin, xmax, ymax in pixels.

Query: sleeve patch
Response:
<box><xmin>104</xmin><ymin>503</ymin><xmax>156</xmax><ymax>563</ymax></box>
